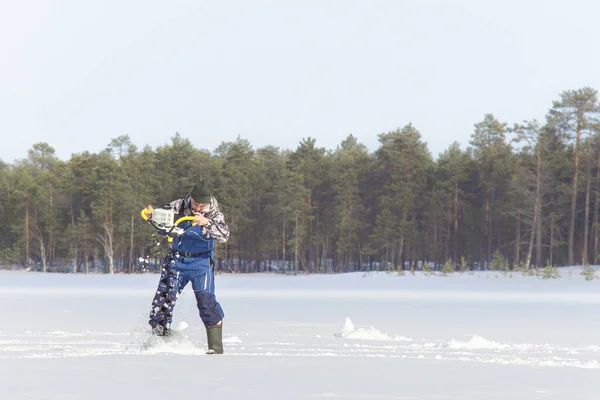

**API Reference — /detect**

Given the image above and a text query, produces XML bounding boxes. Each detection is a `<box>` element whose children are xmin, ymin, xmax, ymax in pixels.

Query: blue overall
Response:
<box><xmin>148</xmin><ymin>223</ymin><xmax>224</xmax><ymax>330</ymax></box>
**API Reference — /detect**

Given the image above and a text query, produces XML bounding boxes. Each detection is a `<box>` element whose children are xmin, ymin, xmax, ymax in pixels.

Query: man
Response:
<box><xmin>143</xmin><ymin>179</ymin><xmax>230</xmax><ymax>354</ymax></box>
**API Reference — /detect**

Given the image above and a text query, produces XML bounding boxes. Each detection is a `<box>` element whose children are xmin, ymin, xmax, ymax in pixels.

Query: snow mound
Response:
<box><xmin>446</xmin><ymin>335</ymin><xmax>505</xmax><ymax>350</ymax></box>
<box><xmin>48</xmin><ymin>331</ymin><xmax>70</xmax><ymax>336</ymax></box>
<box><xmin>224</xmin><ymin>336</ymin><xmax>242</xmax><ymax>344</ymax></box>
<box><xmin>334</xmin><ymin>318</ymin><xmax>411</xmax><ymax>341</ymax></box>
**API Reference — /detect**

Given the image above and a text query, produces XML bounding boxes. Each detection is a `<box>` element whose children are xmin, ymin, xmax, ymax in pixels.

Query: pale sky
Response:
<box><xmin>1</xmin><ymin>0</ymin><xmax>599</xmax><ymax>163</ymax></box>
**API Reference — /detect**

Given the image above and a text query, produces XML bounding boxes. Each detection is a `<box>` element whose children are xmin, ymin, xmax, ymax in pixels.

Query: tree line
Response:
<box><xmin>1</xmin><ymin>87</ymin><xmax>599</xmax><ymax>274</ymax></box>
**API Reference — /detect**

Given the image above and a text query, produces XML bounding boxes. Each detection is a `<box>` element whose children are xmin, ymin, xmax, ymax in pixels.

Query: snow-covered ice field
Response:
<box><xmin>1</xmin><ymin>269</ymin><xmax>599</xmax><ymax>399</ymax></box>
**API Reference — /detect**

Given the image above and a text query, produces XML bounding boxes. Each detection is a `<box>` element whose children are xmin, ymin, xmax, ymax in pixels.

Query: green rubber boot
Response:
<box><xmin>206</xmin><ymin>321</ymin><xmax>223</xmax><ymax>354</ymax></box>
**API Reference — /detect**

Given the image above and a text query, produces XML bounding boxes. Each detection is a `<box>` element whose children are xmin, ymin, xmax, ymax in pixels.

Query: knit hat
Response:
<box><xmin>190</xmin><ymin>180</ymin><xmax>213</xmax><ymax>204</ymax></box>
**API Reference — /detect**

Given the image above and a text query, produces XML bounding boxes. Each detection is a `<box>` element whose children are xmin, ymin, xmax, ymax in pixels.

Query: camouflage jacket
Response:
<box><xmin>165</xmin><ymin>195</ymin><xmax>230</xmax><ymax>244</ymax></box>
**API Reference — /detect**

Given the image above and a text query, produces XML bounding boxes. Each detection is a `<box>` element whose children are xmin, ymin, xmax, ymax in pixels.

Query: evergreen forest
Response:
<box><xmin>1</xmin><ymin>87</ymin><xmax>599</xmax><ymax>274</ymax></box>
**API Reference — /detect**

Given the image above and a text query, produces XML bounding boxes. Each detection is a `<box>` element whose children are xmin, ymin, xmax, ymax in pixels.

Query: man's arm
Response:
<box><xmin>203</xmin><ymin>198</ymin><xmax>230</xmax><ymax>243</ymax></box>
<box><xmin>204</xmin><ymin>207</ymin><xmax>230</xmax><ymax>243</ymax></box>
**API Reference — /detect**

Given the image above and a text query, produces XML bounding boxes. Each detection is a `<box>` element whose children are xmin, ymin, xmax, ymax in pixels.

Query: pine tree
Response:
<box><xmin>510</xmin><ymin>120</ymin><xmax>551</xmax><ymax>268</ymax></box>
<box><xmin>548</xmin><ymin>87</ymin><xmax>600</xmax><ymax>265</ymax></box>
<box><xmin>374</xmin><ymin>124</ymin><xmax>433</xmax><ymax>270</ymax></box>
<box><xmin>470</xmin><ymin>114</ymin><xmax>514</xmax><ymax>265</ymax></box>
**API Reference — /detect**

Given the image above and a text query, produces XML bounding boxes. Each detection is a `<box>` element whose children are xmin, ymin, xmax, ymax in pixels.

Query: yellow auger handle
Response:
<box><xmin>141</xmin><ymin>207</ymin><xmax>152</xmax><ymax>221</ymax></box>
<box><xmin>174</xmin><ymin>216</ymin><xmax>196</xmax><ymax>226</ymax></box>
<box><xmin>167</xmin><ymin>216</ymin><xmax>197</xmax><ymax>243</ymax></box>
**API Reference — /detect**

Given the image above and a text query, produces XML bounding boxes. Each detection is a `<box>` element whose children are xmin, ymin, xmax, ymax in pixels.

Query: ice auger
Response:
<box><xmin>140</xmin><ymin>207</ymin><xmax>196</xmax><ymax>243</ymax></box>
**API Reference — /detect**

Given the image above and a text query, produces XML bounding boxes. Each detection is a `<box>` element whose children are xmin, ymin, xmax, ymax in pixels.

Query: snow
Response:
<box><xmin>334</xmin><ymin>317</ymin><xmax>412</xmax><ymax>341</ymax></box>
<box><xmin>446</xmin><ymin>335</ymin><xmax>505</xmax><ymax>350</ymax></box>
<box><xmin>0</xmin><ymin>268</ymin><xmax>599</xmax><ymax>399</ymax></box>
